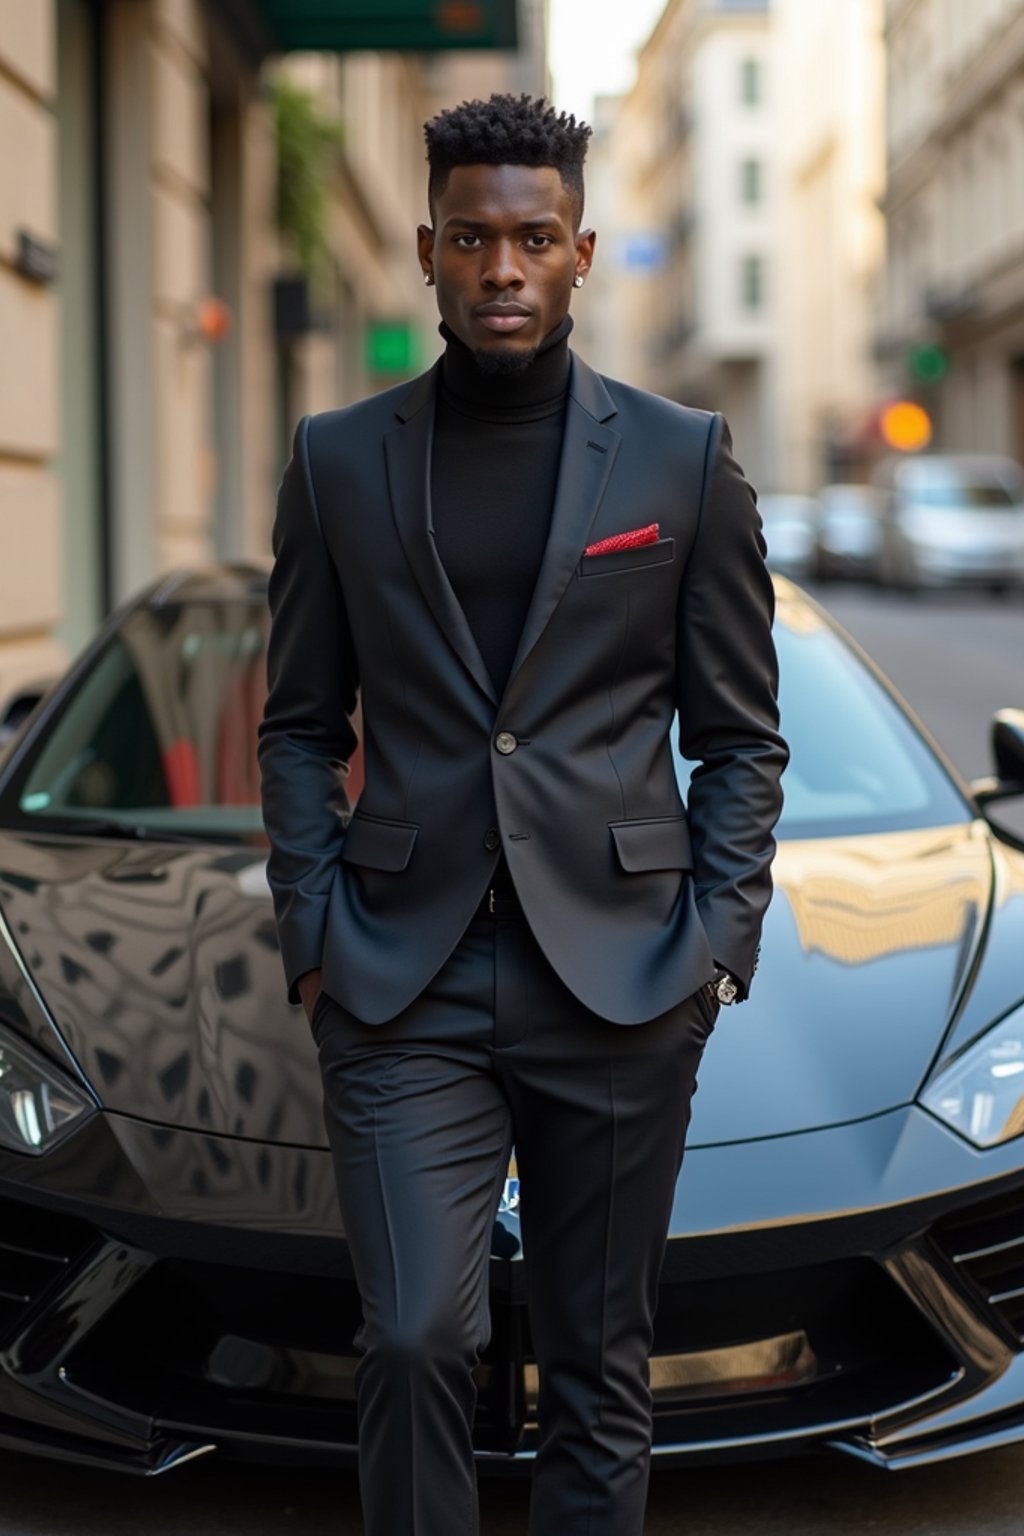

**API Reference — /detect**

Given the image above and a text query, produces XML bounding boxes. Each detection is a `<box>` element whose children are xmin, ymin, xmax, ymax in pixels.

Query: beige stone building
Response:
<box><xmin>579</xmin><ymin>0</ymin><xmax>780</xmax><ymax>488</ymax></box>
<box><xmin>2</xmin><ymin>0</ymin><xmax>282</xmax><ymax>706</ymax></box>
<box><xmin>0</xmin><ymin>0</ymin><xmax>546</xmax><ymax>707</ymax></box>
<box><xmin>578</xmin><ymin>0</ymin><xmax>888</xmax><ymax>495</ymax></box>
<box><xmin>880</xmin><ymin>0</ymin><xmax>1024</xmax><ymax>459</ymax></box>
<box><xmin>569</xmin><ymin>93</ymin><xmax>630</xmax><ymax>382</ymax></box>
<box><xmin>775</xmin><ymin>0</ymin><xmax>887</xmax><ymax>490</ymax></box>
<box><xmin>1</xmin><ymin>1</ymin><xmax>65</xmax><ymax>702</ymax></box>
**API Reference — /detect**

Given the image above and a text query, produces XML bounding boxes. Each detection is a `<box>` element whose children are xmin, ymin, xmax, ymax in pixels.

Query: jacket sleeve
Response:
<box><xmin>257</xmin><ymin>414</ymin><xmax>360</xmax><ymax>1006</ymax></box>
<box><xmin>675</xmin><ymin>411</ymin><xmax>789</xmax><ymax>1000</ymax></box>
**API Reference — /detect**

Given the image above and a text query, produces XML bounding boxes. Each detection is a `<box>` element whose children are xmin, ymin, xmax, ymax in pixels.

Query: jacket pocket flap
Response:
<box><xmin>578</xmin><ymin>537</ymin><xmax>675</xmax><ymax>578</ymax></box>
<box><xmin>341</xmin><ymin>814</ymin><xmax>419</xmax><ymax>872</ymax></box>
<box><xmin>610</xmin><ymin>816</ymin><xmax>693</xmax><ymax>872</ymax></box>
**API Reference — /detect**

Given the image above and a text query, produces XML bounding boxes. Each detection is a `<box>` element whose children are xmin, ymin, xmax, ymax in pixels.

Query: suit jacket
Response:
<box><xmin>256</xmin><ymin>349</ymin><xmax>789</xmax><ymax>1025</ymax></box>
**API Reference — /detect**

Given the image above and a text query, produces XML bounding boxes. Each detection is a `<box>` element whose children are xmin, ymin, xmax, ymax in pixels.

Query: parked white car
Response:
<box><xmin>757</xmin><ymin>493</ymin><xmax>820</xmax><ymax>581</ymax></box>
<box><xmin>814</xmin><ymin>483</ymin><xmax>885</xmax><ymax>582</ymax></box>
<box><xmin>872</xmin><ymin>453</ymin><xmax>1024</xmax><ymax>592</ymax></box>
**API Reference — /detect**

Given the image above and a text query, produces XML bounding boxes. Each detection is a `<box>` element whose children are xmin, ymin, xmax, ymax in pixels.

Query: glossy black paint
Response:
<box><xmin>0</xmin><ymin>816</ymin><xmax>1005</xmax><ymax>1147</ymax></box>
<box><xmin>0</xmin><ymin>833</ymin><xmax>321</xmax><ymax>1144</ymax></box>
<box><xmin>1</xmin><ymin>565</ymin><xmax>1024</xmax><ymax>1473</ymax></box>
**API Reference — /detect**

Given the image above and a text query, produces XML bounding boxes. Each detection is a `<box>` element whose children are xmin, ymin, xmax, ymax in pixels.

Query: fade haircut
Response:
<box><xmin>424</xmin><ymin>93</ymin><xmax>592</xmax><ymax>229</ymax></box>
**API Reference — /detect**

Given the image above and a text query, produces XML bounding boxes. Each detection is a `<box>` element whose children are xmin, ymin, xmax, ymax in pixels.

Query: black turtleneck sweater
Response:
<box><xmin>431</xmin><ymin>313</ymin><xmax>572</xmax><ymax>697</ymax></box>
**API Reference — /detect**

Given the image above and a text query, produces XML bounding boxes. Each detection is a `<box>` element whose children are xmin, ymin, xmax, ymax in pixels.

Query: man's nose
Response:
<box><xmin>481</xmin><ymin>240</ymin><xmax>524</xmax><ymax>288</ymax></box>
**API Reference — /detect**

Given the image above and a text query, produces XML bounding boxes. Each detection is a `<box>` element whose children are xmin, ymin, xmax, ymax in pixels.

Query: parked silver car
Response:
<box><xmin>814</xmin><ymin>483</ymin><xmax>885</xmax><ymax>582</ymax></box>
<box><xmin>758</xmin><ymin>493</ymin><xmax>820</xmax><ymax>581</ymax></box>
<box><xmin>873</xmin><ymin>453</ymin><xmax>1024</xmax><ymax>592</ymax></box>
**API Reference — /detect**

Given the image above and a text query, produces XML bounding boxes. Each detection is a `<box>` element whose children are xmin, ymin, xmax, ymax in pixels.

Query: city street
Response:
<box><xmin>3</xmin><ymin>582</ymin><xmax>1024</xmax><ymax>1532</ymax></box>
<box><xmin>4</xmin><ymin>0</ymin><xmax>1024</xmax><ymax>1528</ymax></box>
<box><xmin>810</xmin><ymin>582</ymin><xmax>1024</xmax><ymax>784</ymax></box>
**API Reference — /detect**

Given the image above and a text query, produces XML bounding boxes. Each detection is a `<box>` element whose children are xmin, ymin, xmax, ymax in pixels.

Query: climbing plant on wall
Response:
<box><xmin>271</xmin><ymin>77</ymin><xmax>345</xmax><ymax>290</ymax></box>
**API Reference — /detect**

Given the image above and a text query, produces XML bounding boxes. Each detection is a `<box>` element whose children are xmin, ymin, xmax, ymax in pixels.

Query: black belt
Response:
<box><xmin>475</xmin><ymin>881</ymin><xmax>526</xmax><ymax>919</ymax></box>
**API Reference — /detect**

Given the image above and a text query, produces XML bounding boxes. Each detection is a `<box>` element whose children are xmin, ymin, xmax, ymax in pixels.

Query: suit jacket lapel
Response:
<box><xmin>503</xmin><ymin>353</ymin><xmax>621</xmax><ymax>691</ymax></box>
<box><xmin>384</xmin><ymin>358</ymin><xmax>500</xmax><ymax>707</ymax></box>
<box><xmin>383</xmin><ymin>348</ymin><xmax>621</xmax><ymax>710</ymax></box>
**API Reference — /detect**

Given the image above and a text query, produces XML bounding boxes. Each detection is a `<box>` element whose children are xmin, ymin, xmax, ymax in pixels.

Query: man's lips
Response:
<box><xmin>474</xmin><ymin>303</ymin><xmax>532</xmax><ymax>334</ymax></box>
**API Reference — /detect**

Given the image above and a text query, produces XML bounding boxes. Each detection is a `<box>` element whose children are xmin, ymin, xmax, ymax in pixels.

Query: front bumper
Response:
<box><xmin>3</xmin><ymin>1104</ymin><xmax>1024</xmax><ymax>1473</ymax></box>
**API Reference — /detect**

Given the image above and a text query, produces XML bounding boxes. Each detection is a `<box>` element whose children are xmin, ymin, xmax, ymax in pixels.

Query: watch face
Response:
<box><xmin>716</xmin><ymin>974</ymin><xmax>739</xmax><ymax>1005</ymax></box>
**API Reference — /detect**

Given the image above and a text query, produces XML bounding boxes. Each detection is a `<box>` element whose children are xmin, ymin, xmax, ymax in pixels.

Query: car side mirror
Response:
<box><xmin>971</xmin><ymin>709</ymin><xmax>1024</xmax><ymax>805</ymax></box>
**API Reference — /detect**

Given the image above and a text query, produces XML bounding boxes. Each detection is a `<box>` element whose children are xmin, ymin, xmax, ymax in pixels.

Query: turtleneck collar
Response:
<box><xmin>438</xmin><ymin>311</ymin><xmax>573</xmax><ymax>422</ymax></box>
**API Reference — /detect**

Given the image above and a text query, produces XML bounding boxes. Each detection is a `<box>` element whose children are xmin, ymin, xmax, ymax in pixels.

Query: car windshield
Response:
<box><xmin>674</xmin><ymin>590</ymin><xmax>969</xmax><ymax>839</ymax></box>
<box><xmin>0</xmin><ymin>600</ymin><xmax>272</xmax><ymax>845</ymax></box>
<box><xmin>0</xmin><ymin>590</ymin><xmax>969</xmax><ymax>846</ymax></box>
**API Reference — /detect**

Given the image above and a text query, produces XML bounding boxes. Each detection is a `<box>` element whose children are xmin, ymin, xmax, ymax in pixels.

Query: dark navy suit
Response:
<box><xmin>257</xmin><ymin>349</ymin><xmax>788</xmax><ymax>1534</ymax></box>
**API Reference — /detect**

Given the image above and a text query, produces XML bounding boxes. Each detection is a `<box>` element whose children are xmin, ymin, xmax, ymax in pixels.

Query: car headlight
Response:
<box><xmin>921</xmin><ymin>1005</ymin><xmax>1024</xmax><ymax>1148</ymax></box>
<box><xmin>0</xmin><ymin>1024</ymin><xmax>95</xmax><ymax>1155</ymax></box>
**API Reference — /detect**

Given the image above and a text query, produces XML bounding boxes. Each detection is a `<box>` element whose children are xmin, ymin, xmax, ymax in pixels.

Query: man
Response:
<box><xmin>258</xmin><ymin>94</ymin><xmax>787</xmax><ymax>1536</ymax></box>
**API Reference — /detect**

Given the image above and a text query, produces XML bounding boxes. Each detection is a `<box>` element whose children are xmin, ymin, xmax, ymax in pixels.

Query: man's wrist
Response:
<box><xmin>296</xmin><ymin>967</ymin><xmax>324</xmax><ymax>1013</ymax></box>
<box><xmin>709</xmin><ymin>962</ymin><xmax>740</xmax><ymax>1006</ymax></box>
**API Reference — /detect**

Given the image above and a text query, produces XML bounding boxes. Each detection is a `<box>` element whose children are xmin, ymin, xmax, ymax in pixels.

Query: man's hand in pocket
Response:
<box><xmin>297</xmin><ymin>967</ymin><xmax>324</xmax><ymax>1022</ymax></box>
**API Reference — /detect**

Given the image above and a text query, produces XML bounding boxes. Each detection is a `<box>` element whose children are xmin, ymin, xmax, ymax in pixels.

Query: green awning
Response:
<box><xmin>256</xmin><ymin>0</ymin><xmax>518</xmax><ymax>53</ymax></box>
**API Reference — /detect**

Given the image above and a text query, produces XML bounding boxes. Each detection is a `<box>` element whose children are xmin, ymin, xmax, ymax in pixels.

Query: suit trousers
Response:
<box><xmin>308</xmin><ymin>902</ymin><xmax>719</xmax><ymax>1536</ymax></box>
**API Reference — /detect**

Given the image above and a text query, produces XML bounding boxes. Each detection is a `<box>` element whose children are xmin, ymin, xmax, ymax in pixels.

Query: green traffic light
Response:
<box><xmin>908</xmin><ymin>344</ymin><xmax>949</xmax><ymax>384</ymax></box>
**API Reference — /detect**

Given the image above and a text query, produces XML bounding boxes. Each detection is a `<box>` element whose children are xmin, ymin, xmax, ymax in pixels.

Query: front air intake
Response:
<box><xmin>932</xmin><ymin>1183</ymin><xmax>1024</xmax><ymax>1346</ymax></box>
<box><xmin>0</xmin><ymin>1193</ymin><xmax>99</xmax><ymax>1345</ymax></box>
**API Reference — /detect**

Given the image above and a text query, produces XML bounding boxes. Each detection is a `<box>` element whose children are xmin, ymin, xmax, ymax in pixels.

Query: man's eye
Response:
<box><xmin>527</xmin><ymin>235</ymin><xmax>554</xmax><ymax>248</ymax></box>
<box><xmin>454</xmin><ymin>234</ymin><xmax>481</xmax><ymax>248</ymax></box>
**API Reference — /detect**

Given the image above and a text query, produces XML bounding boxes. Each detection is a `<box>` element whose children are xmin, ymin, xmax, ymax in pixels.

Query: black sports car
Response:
<box><xmin>2</xmin><ymin>564</ymin><xmax>1024</xmax><ymax>1476</ymax></box>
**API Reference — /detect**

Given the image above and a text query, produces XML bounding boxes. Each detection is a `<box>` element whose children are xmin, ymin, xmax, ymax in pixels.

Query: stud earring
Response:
<box><xmin>573</xmin><ymin>274</ymin><xmax>585</xmax><ymax>288</ymax></box>
<box><xmin>423</xmin><ymin>272</ymin><xmax>434</xmax><ymax>286</ymax></box>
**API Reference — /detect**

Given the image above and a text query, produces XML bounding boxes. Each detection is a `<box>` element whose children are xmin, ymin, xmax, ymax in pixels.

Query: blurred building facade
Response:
<box><xmin>1</xmin><ymin>2</ymin><xmax>65</xmax><ymax>702</ymax></box>
<box><xmin>577</xmin><ymin>0</ymin><xmax>887</xmax><ymax>496</ymax></box>
<box><xmin>570</xmin><ymin>93</ymin><xmax>629</xmax><ymax>382</ymax></box>
<box><xmin>879</xmin><ymin>0</ymin><xmax>1024</xmax><ymax>461</ymax></box>
<box><xmin>0</xmin><ymin>0</ymin><xmax>546</xmax><ymax>703</ymax></box>
<box><xmin>775</xmin><ymin>0</ymin><xmax>887</xmax><ymax>491</ymax></box>
<box><xmin>578</xmin><ymin>0</ymin><xmax>780</xmax><ymax>488</ymax></box>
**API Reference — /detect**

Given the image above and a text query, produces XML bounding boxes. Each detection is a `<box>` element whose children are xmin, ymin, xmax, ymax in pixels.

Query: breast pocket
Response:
<box><xmin>577</xmin><ymin>536</ymin><xmax>675</xmax><ymax>578</ymax></box>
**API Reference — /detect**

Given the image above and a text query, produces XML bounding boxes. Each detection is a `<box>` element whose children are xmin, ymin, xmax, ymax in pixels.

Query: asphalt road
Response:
<box><xmin>811</xmin><ymin>580</ymin><xmax>1024</xmax><ymax>783</ymax></box>
<box><xmin>808</xmin><ymin>580</ymin><xmax>1024</xmax><ymax>843</ymax></box>
<box><xmin>4</xmin><ymin>581</ymin><xmax>1024</xmax><ymax>1533</ymax></box>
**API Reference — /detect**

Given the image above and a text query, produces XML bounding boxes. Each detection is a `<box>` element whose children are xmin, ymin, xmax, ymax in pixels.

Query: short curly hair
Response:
<box><xmin>424</xmin><ymin>93</ymin><xmax>592</xmax><ymax>227</ymax></box>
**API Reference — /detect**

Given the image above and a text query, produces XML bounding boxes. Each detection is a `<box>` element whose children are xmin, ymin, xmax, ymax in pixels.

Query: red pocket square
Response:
<box><xmin>585</xmin><ymin>523</ymin><xmax>660</xmax><ymax>557</ymax></box>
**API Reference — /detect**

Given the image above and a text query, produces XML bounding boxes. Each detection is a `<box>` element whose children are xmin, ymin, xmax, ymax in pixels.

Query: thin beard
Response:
<box><xmin>470</xmin><ymin>345</ymin><xmax>539</xmax><ymax>377</ymax></box>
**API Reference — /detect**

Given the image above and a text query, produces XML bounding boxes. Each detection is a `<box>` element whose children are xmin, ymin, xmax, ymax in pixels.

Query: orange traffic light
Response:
<box><xmin>880</xmin><ymin>399</ymin><xmax>932</xmax><ymax>452</ymax></box>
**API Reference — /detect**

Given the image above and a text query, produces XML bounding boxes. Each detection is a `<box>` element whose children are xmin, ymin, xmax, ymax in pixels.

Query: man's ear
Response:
<box><xmin>416</xmin><ymin>223</ymin><xmax>435</xmax><ymax>282</ymax></box>
<box><xmin>576</xmin><ymin>227</ymin><xmax>597</xmax><ymax>266</ymax></box>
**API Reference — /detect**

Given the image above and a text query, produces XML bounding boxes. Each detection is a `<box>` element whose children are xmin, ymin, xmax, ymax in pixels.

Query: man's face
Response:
<box><xmin>417</xmin><ymin>163</ymin><xmax>596</xmax><ymax>367</ymax></box>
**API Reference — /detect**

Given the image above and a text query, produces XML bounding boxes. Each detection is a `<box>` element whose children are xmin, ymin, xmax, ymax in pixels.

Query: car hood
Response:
<box><xmin>0</xmin><ymin>830</ymin><xmax>326</xmax><ymax>1145</ymax></box>
<box><xmin>0</xmin><ymin>821</ymin><xmax>998</xmax><ymax>1148</ymax></box>
<box><xmin>689</xmin><ymin>820</ymin><xmax>993</xmax><ymax>1145</ymax></box>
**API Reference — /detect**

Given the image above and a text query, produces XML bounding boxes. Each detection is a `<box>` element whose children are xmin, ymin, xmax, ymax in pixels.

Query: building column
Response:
<box><xmin>104</xmin><ymin>0</ymin><xmax>158</xmax><ymax>600</ymax></box>
<box><xmin>56</xmin><ymin>0</ymin><xmax>105</xmax><ymax>657</ymax></box>
<box><xmin>0</xmin><ymin>0</ymin><xmax>66</xmax><ymax>701</ymax></box>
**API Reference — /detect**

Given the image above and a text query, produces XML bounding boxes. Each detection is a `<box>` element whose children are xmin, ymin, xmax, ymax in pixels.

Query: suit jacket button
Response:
<box><xmin>495</xmin><ymin>731</ymin><xmax>518</xmax><ymax>755</ymax></box>
<box><xmin>484</xmin><ymin>827</ymin><xmax>501</xmax><ymax>851</ymax></box>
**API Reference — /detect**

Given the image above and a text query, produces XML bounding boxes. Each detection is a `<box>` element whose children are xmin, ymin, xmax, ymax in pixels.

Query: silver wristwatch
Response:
<box><xmin>708</xmin><ymin>968</ymin><xmax>739</xmax><ymax>1006</ymax></box>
